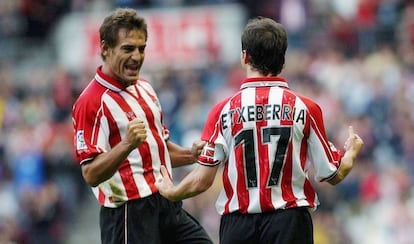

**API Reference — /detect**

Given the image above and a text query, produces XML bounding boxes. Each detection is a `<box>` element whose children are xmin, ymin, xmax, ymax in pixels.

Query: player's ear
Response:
<box><xmin>242</xmin><ymin>50</ymin><xmax>249</xmax><ymax>64</ymax></box>
<box><xmin>101</xmin><ymin>40</ymin><xmax>109</xmax><ymax>57</ymax></box>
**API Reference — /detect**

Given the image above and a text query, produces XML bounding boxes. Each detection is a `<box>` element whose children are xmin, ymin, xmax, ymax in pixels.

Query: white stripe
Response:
<box><xmin>267</xmin><ymin>88</ymin><xmax>285</xmax><ymax>209</ymax></box>
<box><xmin>241</xmin><ymin>81</ymin><xmax>289</xmax><ymax>89</ymax></box>
<box><xmin>91</xmin><ymin>95</ymin><xmax>106</xmax><ymax>153</ymax></box>
<box><xmin>95</xmin><ymin>73</ymin><xmax>122</xmax><ymax>92</ymax></box>
<box><xmin>289</xmin><ymin>98</ymin><xmax>308</xmax><ymax>204</ymax></box>
<box><xmin>124</xmin><ymin>202</ymin><xmax>128</xmax><ymax>244</ymax></box>
<box><xmin>97</xmin><ymin>114</ymin><xmax>110</xmax><ymax>150</ymax></box>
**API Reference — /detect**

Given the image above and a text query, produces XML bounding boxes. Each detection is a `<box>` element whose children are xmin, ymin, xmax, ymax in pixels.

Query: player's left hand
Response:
<box><xmin>155</xmin><ymin>165</ymin><xmax>175</xmax><ymax>200</ymax></box>
<box><xmin>344</xmin><ymin>126</ymin><xmax>364</xmax><ymax>156</ymax></box>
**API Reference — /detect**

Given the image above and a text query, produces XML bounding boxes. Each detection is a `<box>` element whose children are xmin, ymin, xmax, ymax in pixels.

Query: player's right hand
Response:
<box><xmin>155</xmin><ymin>165</ymin><xmax>175</xmax><ymax>200</ymax></box>
<box><xmin>126</xmin><ymin>119</ymin><xmax>147</xmax><ymax>149</ymax></box>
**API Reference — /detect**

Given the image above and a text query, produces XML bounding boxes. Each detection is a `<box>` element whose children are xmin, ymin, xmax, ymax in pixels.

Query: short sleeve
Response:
<box><xmin>198</xmin><ymin>100</ymin><xmax>229</xmax><ymax>166</ymax></box>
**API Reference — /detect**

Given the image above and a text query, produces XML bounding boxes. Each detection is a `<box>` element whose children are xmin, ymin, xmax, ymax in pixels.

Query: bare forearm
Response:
<box><xmin>167</xmin><ymin>141</ymin><xmax>198</xmax><ymax>167</ymax></box>
<box><xmin>328</xmin><ymin>126</ymin><xmax>363</xmax><ymax>185</ymax></box>
<box><xmin>82</xmin><ymin>140</ymin><xmax>134</xmax><ymax>187</ymax></box>
<box><xmin>167</xmin><ymin>176</ymin><xmax>208</xmax><ymax>201</ymax></box>
<box><xmin>170</xmin><ymin>149</ymin><xmax>197</xmax><ymax>167</ymax></box>
<box><xmin>156</xmin><ymin>164</ymin><xmax>218</xmax><ymax>202</ymax></box>
<box><xmin>164</xmin><ymin>170</ymin><xmax>212</xmax><ymax>201</ymax></box>
<box><xmin>328</xmin><ymin>151</ymin><xmax>355</xmax><ymax>185</ymax></box>
<box><xmin>81</xmin><ymin>119</ymin><xmax>147</xmax><ymax>187</ymax></box>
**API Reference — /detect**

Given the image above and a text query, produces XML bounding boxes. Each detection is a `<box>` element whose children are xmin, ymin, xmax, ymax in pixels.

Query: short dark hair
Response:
<box><xmin>99</xmin><ymin>8</ymin><xmax>148</xmax><ymax>60</ymax></box>
<box><xmin>241</xmin><ymin>17</ymin><xmax>288</xmax><ymax>76</ymax></box>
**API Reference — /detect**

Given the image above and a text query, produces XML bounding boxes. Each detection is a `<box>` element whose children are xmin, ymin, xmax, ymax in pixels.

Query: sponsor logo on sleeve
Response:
<box><xmin>76</xmin><ymin>130</ymin><xmax>87</xmax><ymax>150</ymax></box>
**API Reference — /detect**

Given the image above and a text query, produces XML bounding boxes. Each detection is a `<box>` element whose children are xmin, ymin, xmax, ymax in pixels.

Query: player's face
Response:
<box><xmin>103</xmin><ymin>28</ymin><xmax>146</xmax><ymax>86</ymax></box>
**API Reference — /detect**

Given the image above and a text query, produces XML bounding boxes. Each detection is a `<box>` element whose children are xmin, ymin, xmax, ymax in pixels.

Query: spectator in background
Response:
<box><xmin>71</xmin><ymin>8</ymin><xmax>213</xmax><ymax>244</ymax></box>
<box><xmin>0</xmin><ymin>0</ymin><xmax>413</xmax><ymax>243</ymax></box>
<box><xmin>20</xmin><ymin>0</ymin><xmax>69</xmax><ymax>39</ymax></box>
<box><xmin>156</xmin><ymin>17</ymin><xmax>364</xmax><ymax>244</ymax></box>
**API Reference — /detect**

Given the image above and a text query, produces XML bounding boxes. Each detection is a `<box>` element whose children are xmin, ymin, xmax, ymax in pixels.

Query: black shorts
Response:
<box><xmin>99</xmin><ymin>193</ymin><xmax>213</xmax><ymax>244</ymax></box>
<box><xmin>219</xmin><ymin>207</ymin><xmax>313</xmax><ymax>244</ymax></box>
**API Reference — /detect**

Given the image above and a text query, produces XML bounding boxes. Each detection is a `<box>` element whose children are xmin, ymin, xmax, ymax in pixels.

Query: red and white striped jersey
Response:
<box><xmin>198</xmin><ymin>77</ymin><xmax>342</xmax><ymax>215</ymax></box>
<box><xmin>72</xmin><ymin>66</ymin><xmax>171</xmax><ymax>207</ymax></box>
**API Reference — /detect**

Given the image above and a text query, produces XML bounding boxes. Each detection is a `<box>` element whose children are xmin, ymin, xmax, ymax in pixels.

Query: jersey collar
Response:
<box><xmin>95</xmin><ymin>66</ymin><xmax>137</xmax><ymax>92</ymax></box>
<box><xmin>240</xmin><ymin>77</ymin><xmax>289</xmax><ymax>89</ymax></box>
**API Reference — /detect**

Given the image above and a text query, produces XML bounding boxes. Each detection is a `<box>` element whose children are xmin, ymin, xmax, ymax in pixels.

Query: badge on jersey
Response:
<box><xmin>76</xmin><ymin>130</ymin><xmax>87</xmax><ymax>150</ymax></box>
<box><xmin>199</xmin><ymin>142</ymin><xmax>225</xmax><ymax>166</ymax></box>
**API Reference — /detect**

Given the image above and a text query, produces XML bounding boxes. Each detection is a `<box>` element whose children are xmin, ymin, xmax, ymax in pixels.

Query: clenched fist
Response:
<box><xmin>126</xmin><ymin>119</ymin><xmax>147</xmax><ymax>149</ymax></box>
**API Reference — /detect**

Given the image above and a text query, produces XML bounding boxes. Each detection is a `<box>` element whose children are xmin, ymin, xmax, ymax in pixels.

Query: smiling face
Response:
<box><xmin>101</xmin><ymin>28</ymin><xmax>147</xmax><ymax>87</ymax></box>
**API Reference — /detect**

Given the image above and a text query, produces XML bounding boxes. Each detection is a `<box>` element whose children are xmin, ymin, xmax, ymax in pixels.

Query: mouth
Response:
<box><xmin>124</xmin><ymin>64</ymin><xmax>139</xmax><ymax>76</ymax></box>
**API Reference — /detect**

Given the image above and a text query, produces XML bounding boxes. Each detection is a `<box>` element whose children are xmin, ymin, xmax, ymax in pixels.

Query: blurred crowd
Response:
<box><xmin>1</xmin><ymin>0</ymin><xmax>414</xmax><ymax>243</ymax></box>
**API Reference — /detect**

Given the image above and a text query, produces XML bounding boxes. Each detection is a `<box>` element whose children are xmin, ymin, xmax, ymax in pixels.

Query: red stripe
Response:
<box><xmin>280</xmin><ymin>90</ymin><xmax>296</xmax><ymax>206</ymax></box>
<box><xmin>98</xmin><ymin>188</ymin><xmax>105</xmax><ymax>205</ymax></box>
<box><xmin>222</xmin><ymin>163</ymin><xmax>233</xmax><ymax>214</ymax></box>
<box><xmin>282</xmin><ymin>144</ymin><xmax>297</xmax><ymax>208</ymax></box>
<box><xmin>103</xmin><ymin>99</ymin><xmax>141</xmax><ymax>199</ymax></box>
<box><xmin>255</xmin><ymin>87</ymin><xmax>273</xmax><ymax>212</ymax></box>
<box><xmin>280</xmin><ymin>89</ymin><xmax>295</xmax><ymax>126</ymax></box>
<box><xmin>138</xmin><ymin>143</ymin><xmax>156</xmax><ymax>192</ymax></box>
<box><xmin>300</xmin><ymin>112</ymin><xmax>310</xmax><ymax>169</ymax></box>
<box><xmin>235</xmin><ymin>144</ymin><xmax>249</xmax><ymax>213</ymax></box>
<box><xmin>304</xmin><ymin>179</ymin><xmax>316</xmax><ymax>208</ymax></box>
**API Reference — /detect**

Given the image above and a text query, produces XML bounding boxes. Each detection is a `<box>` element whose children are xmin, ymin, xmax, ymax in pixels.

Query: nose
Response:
<box><xmin>131</xmin><ymin>48</ymin><xmax>143</xmax><ymax>60</ymax></box>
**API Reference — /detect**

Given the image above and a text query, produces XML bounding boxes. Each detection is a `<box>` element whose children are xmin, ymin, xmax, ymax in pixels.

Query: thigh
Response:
<box><xmin>219</xmin><ymin>213</ymin><xmax>258</xmax><ymax>244</ymax></box>
<box><xmin>260</xmin><ymin>208</ymin><xmax>313</xmax><ymax>244</ymax></box>
<box><xmin>126</xmin><ymin>197</ymin><xmax>161</xmax><ymax>244</ymax></box>
<box><xmin>100</xmin><ymin>196</ymin><xmax>162</xmax><ymax>244</ymax></box>
<box><xmin>159</xmin><ymin>198</ymin><xmax>213</xmax><ymax>244</ymax></box>
<box><xmin>100</xmin><ymin>205</ymin><xmax>126</xmax><ymax>244</ymax></box>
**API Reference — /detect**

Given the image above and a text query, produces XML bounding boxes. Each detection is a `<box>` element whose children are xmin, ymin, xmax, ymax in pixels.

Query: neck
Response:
<box><xmin>245</xmin><ymin>65</ymin><xmax>273</xmax><ymax>78</ymax></box>
<box><xmin>101</xmin><ymin>64</ymin><xmax>134</xmax><ymax>87</ymax></box>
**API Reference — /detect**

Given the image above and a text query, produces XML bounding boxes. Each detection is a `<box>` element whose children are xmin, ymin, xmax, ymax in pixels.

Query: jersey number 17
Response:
<box><xmin>234</xmin><ymin>126</ymin><xmax>292</xmax><ymax>188</ymax></box>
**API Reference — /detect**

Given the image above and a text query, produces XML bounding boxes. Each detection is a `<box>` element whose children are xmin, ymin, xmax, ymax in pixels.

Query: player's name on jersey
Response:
<box><xmin>221</xmin><ymin>104</ymin><xmax>305</xmax><ymax>129</ymax></box>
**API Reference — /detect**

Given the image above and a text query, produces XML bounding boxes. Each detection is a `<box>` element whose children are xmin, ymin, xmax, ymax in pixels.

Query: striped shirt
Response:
<box><xmin>198</xmin><ymin>77</ymin><xmax>342</xmax><ymax>215</ymax></box>
<box><xmin>72</xmin><ymin>66</ymin><xmax>171</xmax><ymax>207</ymax></box>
